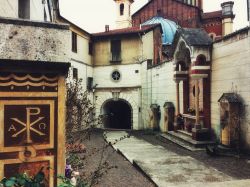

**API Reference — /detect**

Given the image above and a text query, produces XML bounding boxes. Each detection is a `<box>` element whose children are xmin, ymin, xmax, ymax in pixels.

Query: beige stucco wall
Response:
<box><xmin>93</xmin><ymin>35</ymin><xmax>141</xmax><ymax>66</ymax></box>
<box><xmin>0</xmin><ymin>19</ymin><xmax>70</xmax><ymax>62</ymax></box>
<box><xmin>211</xmin><ymin>28</ymin><xmax>250</xmax><ymax>149</ymax></box>
<box><xmin>142</xmin><ymin>31</ymin><xmax>154</xmax><ymax>60</ymax></box>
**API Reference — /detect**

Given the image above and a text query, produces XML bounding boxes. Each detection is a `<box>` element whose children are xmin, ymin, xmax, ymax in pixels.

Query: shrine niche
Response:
<box><xmin>149</xmin><ymin>104</ymin><xmax>160</xmax><ymax>130</ymax></box>
<box><xmin>163</xmin><ymin>102</ymin><xmax>175</xmax><ymax>132</ymax></box>
<box><xmin>173</xmin><ymin>28</ymin><xmax>212</xmax><ymax>140</ymax></box>
<box><xmin>218</xmin><ymin>93</ymin><xmax>241</xmax><ymax>147</ymax></box>
<box><xmin>0</xmin><ymin>60</ymin><xmax>69</xmax><ymax>186</ymax></box>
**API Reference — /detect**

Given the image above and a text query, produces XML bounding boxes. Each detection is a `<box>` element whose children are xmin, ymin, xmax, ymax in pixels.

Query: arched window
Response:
<box><xmin>209</xmin><ymin>33</ymin><xmax>216</xmax><ymax>41</ymax></box>
<box><xmin>175</xmin><ymin>61</ymin><xmax>187</xmax><ymax>71</ymax></box>
<box><xmin>120</xmin><ymin>3</ymin><xmax>124</xmax><ymax>16</ymax></box>
<box><xmin>196</xmin><ymin>55</ymin><xmax>207</xmax><ymax>65</ymax></box>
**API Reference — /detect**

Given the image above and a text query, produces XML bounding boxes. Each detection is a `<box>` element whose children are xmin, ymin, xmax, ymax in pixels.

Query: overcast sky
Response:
<box><xmin>60</xmin><ymin>0</ymin><xmax>249</xmax><ymax>33</ymax></box>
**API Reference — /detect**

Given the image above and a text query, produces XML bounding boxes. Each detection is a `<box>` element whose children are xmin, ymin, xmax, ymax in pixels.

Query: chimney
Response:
<box><xmin>221</xmin><ymin>1</ymin><xmax>235</xmax><ymax>36</ymax></box>
<box><xmin>105</xmin><ymin>25</ymin><xmax>109</xmax><ymax>32</ymax></box>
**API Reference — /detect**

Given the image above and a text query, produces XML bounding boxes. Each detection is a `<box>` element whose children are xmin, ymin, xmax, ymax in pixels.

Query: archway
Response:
<box><xmin>102</xmin><ymin>99</ymin><xmax>132</xmax><ymax>129</ymax></box>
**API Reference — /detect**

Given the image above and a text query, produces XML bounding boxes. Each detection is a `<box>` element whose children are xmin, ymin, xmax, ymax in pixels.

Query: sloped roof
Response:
<box><xmin>178</xmin><ymin>28</ymin><xmax>213</xmax><ymax>46</ymax></box>
<box><xmin>202</xmin><ymin>10</ymin><xmax>222</xmax><ymax>20</ymax></box>
<box><xmin>218</xmin><ymin>93</ymin><xmax>241</xmax><ymax>103</ymax></box>
<box><xmin>92</xmin><ymin>24</ymin><xmax>161</xmax><ymax>38</ymax></box>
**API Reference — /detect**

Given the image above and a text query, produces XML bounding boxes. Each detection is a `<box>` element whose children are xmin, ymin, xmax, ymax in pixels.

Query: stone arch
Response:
<box><xmin>101</xmin><ymin>98</ymin><xmax>132</xmax><ymax>129</ymax></box>
<box><xmin>174</xmin><ymin>40</ymin><xmax>192</xmax><ymax>68</ymax></box>
<box><xmin>95</xmin><ymin>92</ymin><xmax>138</xmax><ymax>129</ymax></box>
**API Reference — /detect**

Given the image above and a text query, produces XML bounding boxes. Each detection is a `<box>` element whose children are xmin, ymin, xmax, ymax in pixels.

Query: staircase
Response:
<box><xmin>157</xmin><ymin>130</ymin><xmax>216</xmax><ymax>151</ymax></box>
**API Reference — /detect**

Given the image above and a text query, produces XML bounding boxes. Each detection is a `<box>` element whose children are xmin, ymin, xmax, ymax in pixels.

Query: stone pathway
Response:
<box><xmin>105</xmin><ymin>131</ymin><xmax>250</xmax><ymax>187</ymax></box>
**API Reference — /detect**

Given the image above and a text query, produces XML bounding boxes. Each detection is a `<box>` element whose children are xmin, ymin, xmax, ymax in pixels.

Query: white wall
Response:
<box><xmin>141</xmin><ymin>60</ymin><xmax>178</xmax><ymax>130</ymax></box>
<box><xmin>70</xmin><ymin>32</ymin><xmax>92</xmax><ymax>66</ymax></box>
<box><xmin>0</xmin><ymin>0</ymin><xmax>18</xmax><ymax>18</ymax></box>
<box><xmin>30</xmin><ymin>0</ymin><xmax>52</xmax><ymax>21</ymax></box>
<box><xmin>93</xmin><ymin>64</ymin><xmax>141</xmax><ymax>88</ymax></box>
<box><xmin>0</xmin><ymin>0</ymin><xmax>53</xmax><ymax>21</ymax></box>
<box><xmin>211</xmin><ymin>28</ymin><xmax>250</xmax><ymax>149</ymax></box>
<box><xmin>93</xmin><ymin>63</ymin><xmax>142</xmax><ymax>129</ymax></box>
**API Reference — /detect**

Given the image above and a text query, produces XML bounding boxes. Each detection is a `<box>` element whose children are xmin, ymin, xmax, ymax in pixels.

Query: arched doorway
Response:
<box><xmin>102</xmin><ymin>99</ymin><xmax>132</xmax><ymax>129</ymax></box>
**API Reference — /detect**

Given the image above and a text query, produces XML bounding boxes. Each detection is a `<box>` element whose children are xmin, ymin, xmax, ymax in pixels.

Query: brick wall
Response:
<box><xmin>132</xmin><ymin>0</ymin><xmax>201</xmax><ymax>28</ymax></box>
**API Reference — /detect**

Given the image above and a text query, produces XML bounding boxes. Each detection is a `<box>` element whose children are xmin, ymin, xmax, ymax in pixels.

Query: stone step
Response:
<box><xmin>157</xmin><ymin>131</ymin><xmax>216</xmax><ymax>151</ymax></box>
<box><xmin>177</xmin><ymin>130</ymin><xmax>192</xmax><ymax>137</ymax></box>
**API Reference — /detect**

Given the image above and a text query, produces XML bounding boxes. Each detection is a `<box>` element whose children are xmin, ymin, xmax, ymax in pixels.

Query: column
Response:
<box><xmin>176</xmin><ymin>80</ymin><xmax>180</xmax><ymax>115</ymax></box>
<box><xmin>195</xmin><ymin>79</ymin><xmax>201</xmax><ymax>129</ymax></box>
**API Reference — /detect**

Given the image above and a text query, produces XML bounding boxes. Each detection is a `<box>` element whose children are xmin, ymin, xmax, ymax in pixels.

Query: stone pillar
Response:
<box><xmin>195</xmin><ymin>79</ymin><xmax>201</xmax><ymax>129</ymax></box>
<box><xmin>176</xmin><ymin>80</ymin><xmax>180</xmax><ymax>115</ymax></box>
<box><xmin>150</xmin><ymin>104</ymin><xmax>160</xmax><ymax>131</ymax></box>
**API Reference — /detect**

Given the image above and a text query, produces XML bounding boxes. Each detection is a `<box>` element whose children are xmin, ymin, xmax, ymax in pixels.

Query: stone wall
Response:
<box><xmin>0</xmin><ymin>18</ymin><xmax>70</xmax><ymax>63</ymax></box>
<box><xmin>211</xmin><ymin>27</ymin><xmax>250</xmax><ymax>149</ymax></box>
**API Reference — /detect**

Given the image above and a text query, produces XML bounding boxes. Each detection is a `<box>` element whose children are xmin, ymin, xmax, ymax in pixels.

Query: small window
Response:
<box><xmin>18</xmin><ymin>0</ymin><xmax>30</xmax><ymax>19</ymax></box>
<box><xmin>73</xmin><ymin>68</ymin><xmax>78</xmax><ymax>80</ymax></box>
<box><xmin>120</xmin><ymin>4</ymin><xmax>124</xmax><ymax>16</ymax></box>
<box><xmin>110</xmin><ymin>40</ymin><xmax>121</xmax><ymax>62</ymax></box>
<box><xmin>72</xmin><ymin>32</ymin><xmax>77</xmax><ymax>53</ymax></box>
<box><xmin>89</xmin><ymin>42</ymin><xmax>93</xmax><ymax>55</ymax></box>
<box><xmin>111</xmin><ymin>70</ymin><xmax>121</xmax><ymax>82</ymax></box>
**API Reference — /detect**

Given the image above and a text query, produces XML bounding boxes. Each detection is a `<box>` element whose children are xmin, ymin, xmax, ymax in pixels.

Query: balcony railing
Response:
<box><xmin>110</xmin><ymin>53</ymin><xmax>122</xmax><ymax>63</ymax></box>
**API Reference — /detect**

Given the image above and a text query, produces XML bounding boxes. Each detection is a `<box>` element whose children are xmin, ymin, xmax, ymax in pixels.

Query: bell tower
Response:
<box><xmin>114</xmin><ymin>0</ymin><xmax>134</xmax><ymax>29</ymax></box>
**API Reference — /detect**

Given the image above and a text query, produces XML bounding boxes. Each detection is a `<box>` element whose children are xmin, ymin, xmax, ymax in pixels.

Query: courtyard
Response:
<box><xmin>74</xmin><ymin>129</ymin><xmax>250</xmax><ymax>187</ymax></box>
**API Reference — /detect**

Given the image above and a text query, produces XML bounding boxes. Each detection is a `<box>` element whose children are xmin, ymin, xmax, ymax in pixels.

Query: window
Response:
<box><xmin>120</xmin><ymin>4</ymin><xmax>124</xmax><ymax>16</ymax></box>
<box><xmin>18</xmin><ymin>0</ymin><xmax>30</xmax><ymax>19</ymax></box>
<box><xmin>111</xmin><ymin>70</ymin><xmax>121</xmax><ymax>82</ymax></box>
<box><xmin>110</xmin><ymin>40</ymin><xmax>121</xmax><ymax>62</ymax></box>
<box><xmin>89</xmin><ymin>42</ymin><xmax>93</xmax><ymax>55</ymax></box>
<box><xmin>73</xmin><ymin>68</ymin><xmax>78</xmax><ymax>80</ymax></box>
<box><xmin>72</xmin><ymin>32</ymin><xmax>77</xmax><ymax>53</ymax></box>
<box><xmin>44</xmin><ymin>7</ymin><xmax>47</xmax><ymax>21</ymax></box>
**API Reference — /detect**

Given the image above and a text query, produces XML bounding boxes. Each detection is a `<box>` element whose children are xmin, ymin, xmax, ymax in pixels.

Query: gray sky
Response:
<box><xmin>60</xmin><ymin>0</ymin><xmax>248</xmax><ymax>33</ymax></box>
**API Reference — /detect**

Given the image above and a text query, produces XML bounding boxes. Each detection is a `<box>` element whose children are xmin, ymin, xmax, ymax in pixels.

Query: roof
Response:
<box><xmin>214</xmin><ymin>26</ymin><xmax>250</xmax><ymax>43</ymax></box>
<box><xmin>92</xmin><ymin>24</ymin><xmax>162</xmax><ymax>38</ymax></box>
<box><xmin>218</xmin><ymin>93</ymin><xmax>241</xmax><ymax>103</ymax></box>
<box><xmin>142</xmin><ymin>16</ymin><xmax>177</xmax><ymax>45</ymax></box>
<box><xmin>202</xmin><ymin>11</ymin><xmax>222</xmax><ymax>20</ymax></box>
<box><xmin>178</xmin><ymin>28</ymin><xmax>213</xmax><ymax>46</ymax></box>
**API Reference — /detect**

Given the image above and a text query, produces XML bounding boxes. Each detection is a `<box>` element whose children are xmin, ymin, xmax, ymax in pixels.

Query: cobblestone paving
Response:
<box><xmin>80</xmin><ymin>129</ymin><xmax>155</xmax><ymax>187</ymax></box>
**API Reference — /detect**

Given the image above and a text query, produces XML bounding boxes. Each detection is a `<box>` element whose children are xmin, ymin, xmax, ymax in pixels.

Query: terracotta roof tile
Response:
<box><xmin>202</xmin><ymin>11</ymin><xmax>222</xmax><ymax>19</ymax></box>
<box><xmin>92</xmin><ymin>24</ymin><xmax>161</xmax><ymax>38</ymax></box>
